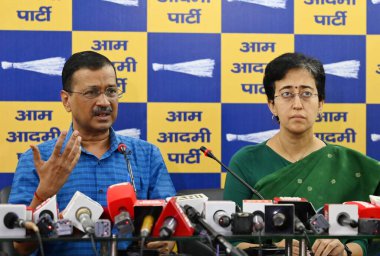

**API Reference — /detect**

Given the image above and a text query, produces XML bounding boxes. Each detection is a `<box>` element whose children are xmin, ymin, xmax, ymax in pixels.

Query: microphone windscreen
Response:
<box><xmin>117</xmin><ymin>143</ymin><xmax>127</xmax><ymax>153</ymax></box>
<box><xmin>107</xmin><ymin>182</ymin><xmax>137</xmax><ymax>221</ymax></box>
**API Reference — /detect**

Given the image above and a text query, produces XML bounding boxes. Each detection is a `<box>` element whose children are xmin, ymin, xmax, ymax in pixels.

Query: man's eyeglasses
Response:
<box><xmin>66</xmin><ymin>87</ymin><xmax>123</xmax><ymax>99</ymax></box>
<box><xmin>274</xmin><ymin>91</ymin><xmax>318</xmax><ymax>102</ymax></box>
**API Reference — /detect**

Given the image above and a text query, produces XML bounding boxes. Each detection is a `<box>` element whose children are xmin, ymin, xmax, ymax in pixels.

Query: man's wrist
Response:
<box><xmin>34</xmin><ymin>191</ymin><xmax>46</xmax><ymax>203</ymax></box>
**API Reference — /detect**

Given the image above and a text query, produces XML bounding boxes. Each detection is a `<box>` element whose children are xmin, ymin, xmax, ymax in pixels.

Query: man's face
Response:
<box><xmin>61</xmin><ymin>65</ymin><xmax>118</xmax><ymax>135</ymax></box>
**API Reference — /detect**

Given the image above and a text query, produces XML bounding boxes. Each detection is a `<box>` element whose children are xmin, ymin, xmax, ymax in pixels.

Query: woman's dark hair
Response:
<box><xmin>263</xmin><ymin>52</ymin><xmax>325</xmax><ymax>102</ymax></box>
<box><xmin>62</xmin><ymin>51</ymin><xmax>116</xmax><ymax>91</ymax></box>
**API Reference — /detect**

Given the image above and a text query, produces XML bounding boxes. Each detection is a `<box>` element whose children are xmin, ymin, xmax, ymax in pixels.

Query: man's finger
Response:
<box><xmin>52</xmin><ymin>131</ymin><xmax>68</xmax><ymax>157</ymax></box>
<box><xmin>61</xmin><ymin>130</ymin><xmax>79</xmax><ymax>159</ymax></box>
<box><xmin>30</xmin><ymin>145</ymin><xmax>42</xmax><ymax>168</ymax></box>
<box><xmin>146</xmin><ymin>241</ymin><xmax>167</xmax><ymax>249</ymax></box>
<box><xmin>69</xmin><ymin>139</ymin><xmax>82</xmax><ymax>169</ymax></box>
<box><xmin>67</xmin><ymin>136</ymin><xmax>82</xmax><ymax>164</ymax></box>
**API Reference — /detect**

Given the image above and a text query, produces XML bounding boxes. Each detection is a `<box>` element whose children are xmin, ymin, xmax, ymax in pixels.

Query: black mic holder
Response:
<box><xmin>200</xmin><ymin>146</ymin><xmax>264</xmax><ymax>200</ymax></box>
<box><xmin>184</xmin><ymin>204</ymin><xmax>248</xmax><ymax>256</ymax></box>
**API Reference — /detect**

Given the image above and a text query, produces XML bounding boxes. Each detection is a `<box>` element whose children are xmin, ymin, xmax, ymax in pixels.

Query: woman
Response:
<box><xmin>223</xmin><ymin>52</ymin><xmax>380</xmax><ymax>256</ymax></box>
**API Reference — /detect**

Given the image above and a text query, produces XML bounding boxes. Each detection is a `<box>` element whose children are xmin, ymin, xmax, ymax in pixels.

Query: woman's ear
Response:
<box><xmin>268</xmin><ymin>100</ymin><xmax>277</xmax><ymax>116</ymax></box>
<box><xmin>318</xmin><ymin>100</ymin><xmax>324</xmax><ymax>113</ymax></box>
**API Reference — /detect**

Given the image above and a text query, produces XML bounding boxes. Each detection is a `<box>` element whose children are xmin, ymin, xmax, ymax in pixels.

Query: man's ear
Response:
<box><xmin>61</xmin><ymin>90</ymin><xmax>71</xmax><ymax>112</ymax></box>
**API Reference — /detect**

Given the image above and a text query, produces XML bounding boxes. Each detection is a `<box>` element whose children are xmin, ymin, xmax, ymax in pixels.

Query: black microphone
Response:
<box><xmin>159</xmin><ymin>217</ymin><xmax>177</xmax><ymax>238</ymax></box>
<box><xmin>36</xmin><ymin>210</ymin><xmax>56</xmax><ymax>237</ymax></box>
<box><xmin>252</xmin><ymin>211</ymin><xmax>265</xmax><ymax>232</ymax></box>
<box><xmin>337</xmin><ymin>213</ymin><xmax>358</xmax><ymax>228</ymax></box>
<box><xmin>184</xmin><ymin>204</ymin><xmax>248</xmax><ymax>256</ymax></box>
<box><xmin>118</xmin><ymin>143</ymin><xmax>137</xmax><ymax>192</ymax></box>
<box><xmin>199</xmin><ymin>146</ymin><xmax>264</xmax><ymax>200</ymax></box>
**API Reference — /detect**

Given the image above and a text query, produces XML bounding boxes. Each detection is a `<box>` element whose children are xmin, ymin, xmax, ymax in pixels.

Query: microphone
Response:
<box><xmin>33</xmin><ymin>195</ymin><xmax>59</xmax><ymax>237</ymax></box>
<box><xmin>134</xmin><ymin>199</ymin><xmax>165</xmax><ymax>238</ymax></box>
<box><xmin>325</xmin><ymin>204</ymin><xmax>358</xmax><ymax>235</ymax></box>
<box><xmin>199</xmin><ymin>146</ymin><xmax>264</xmax><ymax>200</ymax></box>
<box><xmin>107</xmin><ymin>182</ymin><xmax>137</xmax><ymax>235</ymax></box>
<box><xmin>184</xmin><ymin>204</ymin><xmax>248</xmax><ymax>256</ymax></box>
<box><xmin>76</xmin><ymin>207</ymin><xmax>94</xmax><ymax>234</ymax></box>
<box><xmin>274</xmin><ymin>197</ymin><xmax>316</xmax><ymax>229</ymax></box>
<box><xmin>152</xmin><ymin>197</ymin><xmax>194</xmax><ymax>238</ymax></box>
<box><xmin>337</xmin><ymin>213</ymin><xmax>358</xmax><ymax>228</ymax></box>
<box><xmin>252</xmin><ymin>211</ymin><xmax>265</xmax><ymax>232</ymax></box>
<box><xmin>159</xmin><ymin>217</ymin><xmax>177</xmax><ymax>238</ymax></box>
<box><xmin>214</xmin><ymin>210</ymin><xmax>231</xmax><ymax>227</ymax></box>
<box><xmin>242</xmin><ymin>199</ymin><xmax>272</xmax><ymax>233</ymax></box>
<box><xmin>36</xmin><ymin>210</ymin><xmax>56</xmax><ymax>237</ymax></box>
<box><xmin>264</xmin><ymin>204</ymin><xmax>295</xmax><ymax>234</ymax></box>
<box><xmin>294</xmin><ymin>216</ymin><xmax>306</xmax><ymax>232</ymax></box>
<box><xmin>0</xmin><ymin>205</ymin><xmax>28</xmax><ymax>238</ymax></box>
<box><xmin>204</xmin><ymin>200</ymin><xmax>235</xmax><ymax>235</ymax></box>
<box><xmin>1</xmin><ymin>204</ymin><xmax>40</xmax><ymax>239</ymax></box>
<box><xmin>118</xmin><ymin>143</ymin><xmax>137</xmax><ymax>192</ymax></box>
<box><xmin>62</xmin><ymin>191</ymin><xmax>103</xmax><ymax>233</ymax></box>
<box><xmin>175</xmin><ymin>193</ymin><xmax>209</xmax><ymax>215</ymax></box>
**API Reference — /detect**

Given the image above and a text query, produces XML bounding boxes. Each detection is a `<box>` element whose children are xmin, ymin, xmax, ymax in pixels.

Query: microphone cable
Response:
<box><xmin>302</xmin><ymin>230</ymin><xmax>314</xmax><ymax>256</ymax></box>
<box><xmin>139</xmin><ymin>236</ymin><xmax>146</xmax><ymax>256</ymax></box>
<box><xmin>25</xmin><ymin>221</ymin><xmax>45</xmax><ymax>256</ymax></box>
<box><xmin>258</xmin><ymin>230</ymin><xmax>262</xmax><ymax>256</ymax></box>
<box><xmin>89</xmin><ymin>233</ymin><xmax>99</xmax><ymax>256</ymax></box>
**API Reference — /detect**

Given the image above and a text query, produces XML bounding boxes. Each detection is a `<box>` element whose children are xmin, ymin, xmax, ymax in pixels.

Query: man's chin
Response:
<box><xmin>90</xmin><ymin>121</ymin><xmax>113</xmax><ymax>133</ymax></box>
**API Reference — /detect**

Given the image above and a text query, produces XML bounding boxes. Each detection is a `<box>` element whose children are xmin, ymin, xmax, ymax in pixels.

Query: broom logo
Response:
<box><xmin>226</xmin><ymin>0</ymin><xmax>287</xmax><ymax>9</ymax></box>
<box><xmin>226</xmin><ymin>129</ymin><xmax>279</xmax><ymax>143</ymax></box>
<box><xmin>152</xmin><ymin>58</ymin><xmax>215</xmax><ymax>78</ymax></box>
<box><xmin>101</xmin><ymin>0</ymin><xmax>139</xmax><ymax>6</ymax></box>
<box><xmin>323</xmin><ymin>60</ymin><xmax>360</xmax><ymax>79</ymax></box>
<box><xmin>1</xmin><ymin>57</ymin><xmax>65</xmax><ymax>76</ymax></box>
<box><xmin>116</xmin><ymin>128</ymin><xmax>141</xmax><ymax>139</ymax></box>
<box><xmin>371</xmin><ymin>134</ymin><xmax>380</xmax><ymax>142</ymax></box>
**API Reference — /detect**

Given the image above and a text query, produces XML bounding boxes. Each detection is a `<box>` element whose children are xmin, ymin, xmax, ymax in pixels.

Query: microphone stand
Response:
<box><xmin>119</xmin><ymin>146</ymin><xmax>137</xmax><ymax>193</ymax></box>
<box><xmin>184</xmin><ymin>204</ymin><xmax>248</xmax><ymax>256</ymax></box>
<box><xmin>200</xmin><ymin>146</ymin><xmax>264</xmax><ymax>200</ymax></box>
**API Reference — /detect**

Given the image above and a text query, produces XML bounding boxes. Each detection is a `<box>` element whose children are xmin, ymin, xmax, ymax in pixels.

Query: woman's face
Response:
<box><xmin>268</xmin><ymin>68</ymin><xmax>324</xmax><ymax>135</ymax></box>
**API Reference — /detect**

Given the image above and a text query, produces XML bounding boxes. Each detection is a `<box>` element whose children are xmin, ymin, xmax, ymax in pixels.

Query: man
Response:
<box><xmin>9</xmin><ymin>51</ymin><xmax>176</xmax><ymax>255</ymax></box>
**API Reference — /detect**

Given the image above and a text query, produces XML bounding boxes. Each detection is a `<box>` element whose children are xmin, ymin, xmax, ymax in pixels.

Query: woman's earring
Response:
<box><xmin>272</xmin><ymin>114</ymin><xmax>279</xmax><ymax>123</ymax></box>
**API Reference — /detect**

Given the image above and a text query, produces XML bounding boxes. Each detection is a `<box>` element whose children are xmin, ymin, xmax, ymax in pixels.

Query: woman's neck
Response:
<box><xmin>268</xmin><ymin>130</ymin><xmax>324</xmax><ymax>163</ymax></box>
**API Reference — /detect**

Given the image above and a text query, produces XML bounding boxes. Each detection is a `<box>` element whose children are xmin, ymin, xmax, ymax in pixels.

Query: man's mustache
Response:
<box><xmin>93</xmin><ymin>106</ymin><xmax>113</xmax><ymax>115</ymax></box>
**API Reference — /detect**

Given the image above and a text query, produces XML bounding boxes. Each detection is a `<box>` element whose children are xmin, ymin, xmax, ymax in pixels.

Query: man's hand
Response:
<box><xmin>32</xmin><ymin>130</ymin><xmax>81</xmax><ymax>201</ymax></box>
<box><xmin>146</xmin><ymin>240</ymin><xmax>176</xmax><ymax>255</ymax></box>
<box><xmin>312</xmin><ymin>239</ymin><xmax>345</xmax><ymax>256</ymax></box>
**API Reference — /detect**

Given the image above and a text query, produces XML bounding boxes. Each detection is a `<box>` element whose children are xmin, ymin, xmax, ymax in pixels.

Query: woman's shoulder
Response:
<box><xmin>327</xmin><ymin>144</ymin><xmax>380</xmax><ymax>166</ymax></box>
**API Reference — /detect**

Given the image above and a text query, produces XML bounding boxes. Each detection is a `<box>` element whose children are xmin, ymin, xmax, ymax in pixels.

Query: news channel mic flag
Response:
<box><xmin>0</xmin><ymin>0</ymin><xmax>379</xmax><ymax>191</ymax></box>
